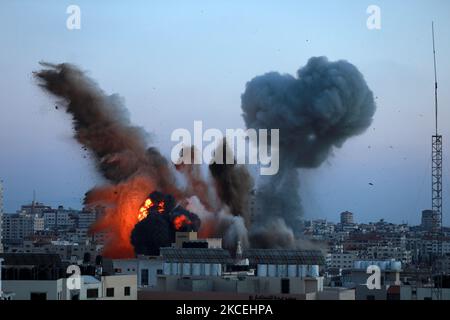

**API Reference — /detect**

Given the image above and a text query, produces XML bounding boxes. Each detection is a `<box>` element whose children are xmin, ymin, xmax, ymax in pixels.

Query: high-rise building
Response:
<box><xmin>1</xmin><ymin>213</ymin><xmax>35</xmax><ymax>245</ymax></box>
<box><xmin>78</xmin><ymin>209</ymin><xmax>98</xmax><ymax>229</ymax></box>
<box><xmin>340</xmin><ymin>211</ymin><xmax>354</xmax><ymax>225</ymax></box>
<box><xmin>421</xmin><ymin>209</ymin><xmax>441</xmax><ymax>232</ymax></box>
<box><xmin>42</xmin><ymin>206</ymin><xmax>77</xmax><ymax>231</ymax></box>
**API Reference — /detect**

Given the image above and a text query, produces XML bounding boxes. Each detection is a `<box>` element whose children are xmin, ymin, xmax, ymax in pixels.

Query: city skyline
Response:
<box><xmin>1</xmin><ymin>0</ymin><xmax>450</xmax><ymax>226</ymax></box>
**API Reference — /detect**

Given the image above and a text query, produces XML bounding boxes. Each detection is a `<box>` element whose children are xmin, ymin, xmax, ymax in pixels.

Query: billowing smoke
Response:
<box><xmin>186</xmin><ymin>196</ymin><xmax>249</xmax><ymax>253</ymax></box>
<box><xmin>35</xmin><ymin>63</ymin><xmax>181</xmax><ymax>257</ymax></box>
<box><xmin>174</xmin><ymin>141</ymin><xmax>254</xmax><ymax>253</ymax></box>
<box><xmin>131</xmin><ymin>191</ymin><xmax>201</xmax><ymax>256</ymax></box>
<box><xmin>209</xmin><ymin>139</ymin><xmax>254</xmax><ymax>226</ymax></box>
<box><xmin>175</xmin><ymin>145</ymin><xmax>215</xmax><ymax>212</ymax></box>
<box><xmin>242</xmin><ymin>56</ymin><xmax>376</xmax><ymax>248</ymax></box>
<box><xmin>34</xmin><ymin>56</ymin><xmax>375</xmax><ymax>257</ymax></box>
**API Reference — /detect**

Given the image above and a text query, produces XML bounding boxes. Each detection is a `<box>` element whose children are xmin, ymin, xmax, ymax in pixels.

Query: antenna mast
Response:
<box><xmin>432</xmin><ymin>22</ymin><xmax>438</xmax><ymax>135</ymax></box>
<box><xmin>431</xmin><ymin>21</ymin><xmax>443</xmax><ymax>301</ymax></box>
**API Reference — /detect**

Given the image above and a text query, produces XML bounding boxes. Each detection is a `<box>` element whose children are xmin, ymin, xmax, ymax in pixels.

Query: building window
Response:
<box><xmin>281</xmin><ymin>279</ymin><xmax>290</xmax><ymax>294</ymax></box>
<box><xmin>141</xmin><ymin>269</ymin><xmax>149</xmax><ymax>286</ymax></box>
<box><xmin>106</xmin><ymin>288</ymin><xmax>114</xmax><ymax>297</ymax></box>
<box><xmin>87</xmin><ymin>288</ymin><xmax>99</xmax><ymax>299</ymax></box>
<box><xmin>124</xmin><ymin>286</ymin><xmax>131</xmax><ymax>296</ymax></box>
<box><xmin>30</xmin><ymin>292</ymin><xmax>47</xmax><ymax>300</ymax></box>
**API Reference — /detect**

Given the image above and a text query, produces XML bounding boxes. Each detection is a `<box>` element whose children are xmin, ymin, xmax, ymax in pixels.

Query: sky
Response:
<box><xmin>0</xmin><ymin>0</ymin><xmax>450</xmax><ymax>225</ymax></box>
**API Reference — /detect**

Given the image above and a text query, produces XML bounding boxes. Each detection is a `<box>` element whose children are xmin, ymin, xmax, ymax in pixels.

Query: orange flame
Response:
<box><xmin>138</xmin><ymin>198</ymin><xmax>154</xmax><ymax>221</ymax></box>
<box><xmin>157</xmin><ymin>201</ymin><xmax>165</xmax><ymax>214</ymax></box>
<box><xmin>87</xmin><ymin>175</ymin><xmax>156</xmax><ymax>259</ymax></box>
<box><xmin>173</xmin><ymin>214</ymin><xmax>192</xmax><ymax>230</ymax></box>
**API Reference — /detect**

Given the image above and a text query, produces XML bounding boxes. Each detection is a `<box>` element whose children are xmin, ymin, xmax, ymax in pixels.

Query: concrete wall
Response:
<box><xmin>400</xmin><ymin>286</ymin><xmax>450</xmax><ymax>300</ymax></box>
<box><xmin>3</xmin><ymin>279</ymin><xmax>64</xmax><ymax>300</ymax></box>
<box><xmin>156</xmin><ymin>275</ymin><xmax>324</xmax><ymax>296</ymax></box>
<box><xmin>100</xmin><ymin>275</ymin><xmax>137</xmax><ymax>300</ymax></box>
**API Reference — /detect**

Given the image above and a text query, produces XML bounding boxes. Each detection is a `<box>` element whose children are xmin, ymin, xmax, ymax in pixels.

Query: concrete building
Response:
<box><xmin>100</xmin><ymin>274</ymin><xmax>137</xmax><ymax>300</ymax></box>
<box><xmin>3</xmin><ymin>240</ymin><xmax>102</xmax><ymax>264</ymax></box>
<box><xmin>340</xmin><ymin>211</ymin><xmax>354</xmax><ymax>225</ymax></box>
<box><xmin>143</xmin><ymin>247</ymin><xmax>329</xmax><ymax>299</ymax></box>
<box><xmin>436</xmin><ymin>254</ymin><xmax>450</xmax><ymax>274</ymax></box>
<box><xmin>173</xmin><ymin>232</ymin><xmax>222</xmax><ymax>249</ymax></box>
<box><xmin>109</xmin><ymin>256</ymin><xmax>163</xmax><ymax>288</ymax></box>
<box><xmin>78</xmin><ymin>209</ymin><xmax>97</xmax><ymax>229</ymax></box>
<box><xmin>0</xmin><ymin>253</ymin><xmax>137</xmax><ymax>300</ymax></box>
<box><xmin>42</xmin><ymin>206</ymin><xmax>77</xmax><ymax>231</ymax></box>
<box><xmin>326</xmin><ymin>252</ymin><xmax>357</xmax><ymax>270</ymax></box>
<box><xmin>400</xmin><ymin>285</ymin><xmax>450</xmax><ymax>300</ymax></box>
<box><xmin>1</xmin><ymin>213</ymin><xmax>34</xmax><ymax>245</ymax></box>
<box><xmin>344</xmin><ymin>260</ymin><xmax>402</xmax><ymax>300</ymax></box>
<box><xmin>366</xmin><ymin>246</ymin><xmax>412</xmax><ymax>265</ymax></box>
<box><xmin>421</xmin><ymin>210</ymin><xmax>441</xmax><ymax>232</ymax></box>
<box><xmin>19</xmin><ymin>202</ymin><xmax>51</xmax><ymax>215</ymax></box>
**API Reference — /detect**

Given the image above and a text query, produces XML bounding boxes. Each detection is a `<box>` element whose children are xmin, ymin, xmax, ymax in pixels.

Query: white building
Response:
<box><xmin>111</xmin><ymin>256</ymin><xmax>163</xmax><ymax>288</ymax></box>
<box><xmin>2</xmin><ymin>274</ymin><xmax>137</xmax><ymax>300</ymax></box>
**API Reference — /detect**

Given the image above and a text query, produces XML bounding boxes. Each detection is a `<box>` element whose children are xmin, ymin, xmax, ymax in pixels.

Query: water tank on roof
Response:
<box><xmin>310</xmin><ymin>265</ymin><xmax>319</xmax><ymax>277</ymax></box>
<box><xmin>277</xmin><ymin>264</ymin><xmax>287</xmax><ymax>277</ymax></box>
<box><xmin>170</xmin><ymin>263</ymin><xmax>178</xmax><ymax>275</ymax></box>
<box><xmin>204</xmin><ymin>263</ymin><xmax>211</xmax><ymax>276</ymax></box>
<box><xmin>211</xmin><ymin>263</ymin><xmax>221</xmax><ymax>276</ymax></box>
<box><xmin>192</xmin><ymin>263</ymin><xmax>201</xmax><ymax>276</ymax></box>
<box><xmin>257</xmin><ymin>264</ymin><xmax>268</xmax><ymax>277</ymax></box>
<box><xmin>391</xmin><ymin>261</ymin><xmax>402</xmax><ymax>271</ymax></box>
<box><xmin>298</xmin><ymin>265</ymin><xmax>307</xmax><ymax>278</ymax></box>
<box><xmin>268</xmin><ymin>264</ymin><xmax>276</xmax><ymax>277</ymax></box>
<box><xmin>163</xmin><ymin>262</ymin><xmax>171</xmax><ymax>275</ymax></box>
<box><xmin>287</xmin><ymin>265</ymin><xmax>297</xmax><ymax>277</ymax></box>
<box><xmin>182</xmin><ymin>263</ymin><xmax>191</xmax><ymax>275</ymax></box>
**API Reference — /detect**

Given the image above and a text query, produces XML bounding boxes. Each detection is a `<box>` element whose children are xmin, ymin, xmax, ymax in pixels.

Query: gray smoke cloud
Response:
<box><xmin>209</xmin><ymin>139</ymin><xmax>254</xmax><ymax>227</ymax></box>
<box><xmin>241</xmin><ymin>56</ymin><xmax>376</xmax><ymax>248</ymax></box>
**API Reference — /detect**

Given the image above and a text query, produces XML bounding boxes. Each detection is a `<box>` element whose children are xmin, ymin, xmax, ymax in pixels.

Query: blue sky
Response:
<box><xmin>1</xmin><ymin>0</ymin><xmax>450</xmax><ymax>225</ymax></box>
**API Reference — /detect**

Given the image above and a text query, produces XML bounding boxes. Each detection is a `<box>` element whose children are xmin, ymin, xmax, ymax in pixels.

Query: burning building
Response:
<box><xmin>34</xmin><ymin>56</ymin><xmax>375</xmax><ymax>259</ymax></box>
<box><xmin>131</xmin><ymin>191</ymin><xmax>200</xmax><ymax>256</ymax></box>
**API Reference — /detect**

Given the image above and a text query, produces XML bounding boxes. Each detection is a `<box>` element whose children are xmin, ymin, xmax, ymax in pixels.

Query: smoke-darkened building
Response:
<box><xmin>421</xmin><ymin>210</ymin><xmax>441</xmax><ymax>232</ymax></box>
<box><xmin>340</xmin><ymin>211</ymin><xmax>354</xmax><ymax>225</ymax></box>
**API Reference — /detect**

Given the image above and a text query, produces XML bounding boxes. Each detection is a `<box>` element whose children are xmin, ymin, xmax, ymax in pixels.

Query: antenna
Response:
<box><xmin>432</xmin><ymin>22</ymin><xmax>439</xmax><ymax>135</ymax></box>
<box><xmin>430</xmin><ymin>21</ymin><xmax>443</xmax><ymax>301</ymax></box>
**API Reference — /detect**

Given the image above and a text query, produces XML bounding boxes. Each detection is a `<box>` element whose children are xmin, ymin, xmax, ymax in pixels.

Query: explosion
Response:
<box><xmin>138</xmin><ymin>198</ymin><xmax>153</xmax><ymax>221</ymax></box>
<box><xmin>131</xmin><ymin>191</ymin><xmax>200</xmax><ymax>255</ymax></box>
<box><xmin>34</xmin><ymin>56</ymin><xmax>376</xmax><ymax>258</ymax></box>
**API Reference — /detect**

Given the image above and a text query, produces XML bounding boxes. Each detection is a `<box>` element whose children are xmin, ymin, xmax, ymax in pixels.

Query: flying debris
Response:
<box><xmin>35</xmin><ymin>56</ymin><xmax>376</xmax><ymax>257</ymax></box>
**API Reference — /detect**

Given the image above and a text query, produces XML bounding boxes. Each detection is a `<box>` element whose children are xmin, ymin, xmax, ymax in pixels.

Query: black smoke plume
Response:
<box><xmin>131</xmin><ymin>191</ymin><xmax>201</xmax><ymax>256</ymax></box>
<box><xmin>241</xmin><ymin>56</ymin><xmax>376</xmax><ymax>248</ymax></box>
<box><xmin>209</xmin><ymin>139</ymin><xmax>254</xmax><ymax>226</ymax></box>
